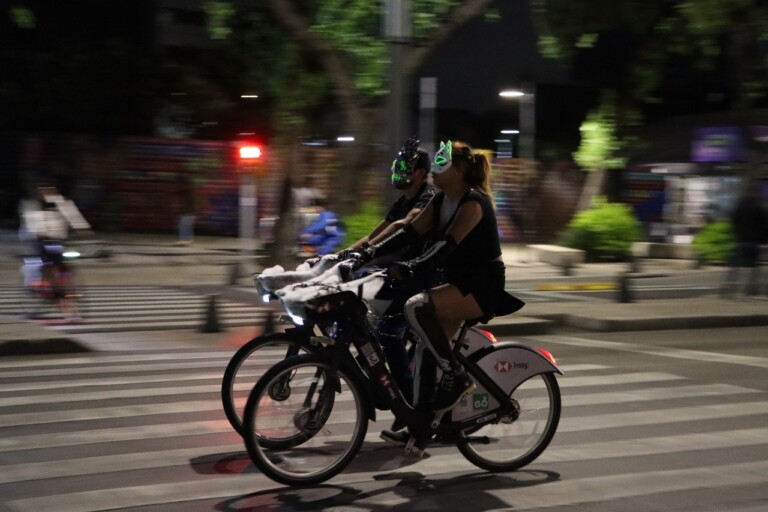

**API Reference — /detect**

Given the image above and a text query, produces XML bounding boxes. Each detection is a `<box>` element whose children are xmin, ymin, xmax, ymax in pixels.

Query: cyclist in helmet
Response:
<box><xmin>339</xmin><ymin>137</ymin><xmax>438</xmax><ymax>428</ymax></box>
<box><xmin>343</xmin><ymin>136</ymin><xmax>435</xmax><ymax>253</ymax></box>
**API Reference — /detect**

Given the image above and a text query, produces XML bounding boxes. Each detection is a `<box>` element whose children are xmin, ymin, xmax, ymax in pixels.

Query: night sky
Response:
<box><xmin>2</xmin><ymin>0</ymin><xmax>592</xmax><ymax>154</ymax></box>
<box><xmin>420</xmin><ymin>0</ymin><xmax>568</xmax><ymax>114</ymax></box>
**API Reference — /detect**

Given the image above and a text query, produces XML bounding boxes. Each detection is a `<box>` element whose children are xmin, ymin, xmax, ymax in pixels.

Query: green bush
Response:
<box><xmin>693</xmin><ymin>220</ymin><xmax>734</xmax><ymax>263</ymax></box>
<box><xmin>341</xmin><ymin>201</ymin><xmax>382</xmax><ymax>247</ymax></box>
<box><xmin>559</xmin><ymin>198</ymin><xmax>642</xmax><ymax>261</ymax></box>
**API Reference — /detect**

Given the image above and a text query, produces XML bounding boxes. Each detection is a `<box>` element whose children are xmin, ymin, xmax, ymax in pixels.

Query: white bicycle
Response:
<box><xmin>240</xmin><ymin>264</ymin><xmax>564</xmax><ymax>486</ymax></box>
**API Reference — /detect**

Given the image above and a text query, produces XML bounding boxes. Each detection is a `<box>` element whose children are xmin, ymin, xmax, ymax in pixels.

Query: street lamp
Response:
<box><xmin>495</xmin><ymin>129</ymin><xmax>519</xmax><ymax>158</ymax></box>
<box><xmin>499</xmin><ymin>87</ymin><xmax>536</xmax><ymax>165</ymax></box>
<box><xmin>500</xmin><ymin>87</ymin><xmax>536</xmax><ymax>243</ymax></box>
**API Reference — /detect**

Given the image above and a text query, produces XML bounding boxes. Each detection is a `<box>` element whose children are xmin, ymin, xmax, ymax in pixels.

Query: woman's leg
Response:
<box><xmin>404</xmin><ymin>284</ymin><xmax>482</xmax><ymax>413</ymax></box>
<box><xmin>429</xmin><ymin>284</ymin><xmax>484</xmax><ymax>339</ymax></box>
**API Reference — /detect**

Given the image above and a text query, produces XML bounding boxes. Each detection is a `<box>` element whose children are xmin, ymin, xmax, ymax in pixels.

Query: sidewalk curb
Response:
<box><xmin>484</xmin><ymin>311</ymin><xmax>768</xmax><ymax>337</ymax></box>
<box><xmin>484</xmin><ymin>317</ymin><xmax>554</xmax><ymax>337</ymax></box>
<box><xmin>3</xmin><ymin>311</ymin><xmax>768</xmax><ymax>357</ymax></box>
<box><xmin>562</xmin><ymin>313</ymin><xmax>768</xmax><ymax>332</ymax></box>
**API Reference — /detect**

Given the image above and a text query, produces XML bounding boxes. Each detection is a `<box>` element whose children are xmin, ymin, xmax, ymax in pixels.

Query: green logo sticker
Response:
<box><xmin>472</xmin><ymin>393</ymin><xmax>489</xmax><ymax>411</ymax></box>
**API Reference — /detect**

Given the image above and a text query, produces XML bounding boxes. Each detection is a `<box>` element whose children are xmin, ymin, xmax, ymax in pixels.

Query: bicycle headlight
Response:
<box><xmin>282</xmin><ymin>301</ymin><xmax>309</xmax><ymax>326</ymax></box>
<box><xmin>288</xmin><ymin>313</ymin><xmax>305</xmax><ymax>326</ymax></box>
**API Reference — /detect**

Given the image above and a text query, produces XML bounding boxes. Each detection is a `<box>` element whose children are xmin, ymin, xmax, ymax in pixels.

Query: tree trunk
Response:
<box><xmin>266</xmin><ymin>121</ymin><xmax>303</xmax><ymax>267</ymax></box>
<box><xmin>335</xmin><ymin>106</ymin><xmax>383</xmax><ymax>216</ymax></box>
<box><xmin>266</xmin><ymin>176</ymin><xmax>296</xmax><ymax>267</ymax></box>
<box><xmin>577</xmin><ymin>168</ymin><xmax>606</xmax><ymax>212</ymax></box>
<box><xmin>267</xmin><ymin>0</ymin><xmax>495</xmax><ymax>216</ymax></box>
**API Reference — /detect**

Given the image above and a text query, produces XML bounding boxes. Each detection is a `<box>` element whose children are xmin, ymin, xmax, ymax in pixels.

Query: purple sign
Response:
<box><xmin>691</xmin><ymin>127</ymin><xmax>745</xmax><ymax>163</ymax></box>
<box><xmin>750</xmin><ymin>126</ymin><xmax>768</xmax><ymax>143</ymax></box>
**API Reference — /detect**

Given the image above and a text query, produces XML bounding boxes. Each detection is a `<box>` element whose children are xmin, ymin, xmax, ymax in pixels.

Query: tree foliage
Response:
<box><xmin>204</xmin><ymin>0</ymin><xmax>497</xmax><ymax>215</ymax></box>
<box><xmin>532</xmin><ymin>0</ymin><xmax>768</xmax><ymax>112</ymax></box>
<box><xmin>693</xmin><ymin>220</ymin><xmax>734</xmax><ymax>263</ymax></box>
<box><xmin>1</xmin><ymin>3</ymin><xmax>266</xmax><ymax>137</ymax></box>
<box><xmin>538</xmin><ymin>0</ymin><xmax>768</xmax><ymax>209</ymax></box>
<box><xmin>573</xmin><ymin>92</ymin><xmax>626</xmax><ymax>172</ymax></box>
<box><xmin>560</xmin><ymin>197</ymin><xmax>642</xmax><ymax>260</ymax></box>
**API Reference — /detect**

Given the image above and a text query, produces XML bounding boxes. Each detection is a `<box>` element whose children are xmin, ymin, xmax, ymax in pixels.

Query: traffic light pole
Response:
<box><xmin>239</xmin><ymin>174</ymin><xmax>257</xmax><ymax>256</ymax></box>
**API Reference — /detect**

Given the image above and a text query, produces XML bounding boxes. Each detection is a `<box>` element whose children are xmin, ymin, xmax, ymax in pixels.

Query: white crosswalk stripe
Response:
<box><xmin>0</xmin><ymin>285</ymin><xmax>269</xmax><ymax>333</ymax></box>
<box><xmin>1</xmin><ymin>350</ymin><xmax>766</xmax><ymax>511</ymax></box>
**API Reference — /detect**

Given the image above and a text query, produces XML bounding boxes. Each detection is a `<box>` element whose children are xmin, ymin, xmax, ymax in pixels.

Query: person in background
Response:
<box><xmin>293</xmin><ymin>175</ymin><xmax>321</xmax><ymax>238</ymax></box>
<box><xmin>20</xmin><ymin>187</ymin><xmax>70</xmax><ymax>262</ymax></box>
<box><xmin>298</xmin><ymin>196</ymin><xmax>346</xmax><ymax>255</ymax></box>
<box><xmin>721</xmin><ymin>188</ymin><xmax>768</xmax><ymax>297</ymax></box>
<box><xmin>19</xmin><ymin>186</ymin><xmax>81</xmax><ymax>321</ymax></box>
<box><xmin>176</xmin><ymin>174</ymin><xmax>197</xmax><ymax>246</ymax></box>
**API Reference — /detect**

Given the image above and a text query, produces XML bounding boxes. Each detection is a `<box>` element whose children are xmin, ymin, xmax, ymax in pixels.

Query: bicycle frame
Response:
<box><xmin>304</xmin><ymin>290</ymin><xmax>562</xmax><ymax>452</ymax></box>
<box><xmin>252</xmin><ymin>257</ymin><xmax>563</xmax><ymax>455</ymax></box>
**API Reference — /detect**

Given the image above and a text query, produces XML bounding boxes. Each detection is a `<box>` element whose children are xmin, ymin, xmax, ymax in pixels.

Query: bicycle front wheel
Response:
<box><xmin>221</xmin><ymin>331</ymin><xmax>318</xmax><ymax>437</ymax></box>
<box><xmin>243</xmin><ymin>354</ymin><xmax>368</xmax><ymax>486</ymax></box>
<box><xmin>457</xmin><ymin>372</ymin><xmax>561</xmax><ymax>472</ymax></box>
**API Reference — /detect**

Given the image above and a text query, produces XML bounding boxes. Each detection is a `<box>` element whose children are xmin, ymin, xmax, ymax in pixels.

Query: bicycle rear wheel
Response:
<box><xmin>243</xmin><ymin>354</ymin><xmax>368</xmax><ymax>486</ymax></box>
<box><xmin>457</xmin><ymin>372</ymin><xmax>560</xmax><ymax>472</ymax></box>
<box><xmin>221</xmin><ymin>331</ymin><xmax>318</xmax><ymax>437</ymax></box>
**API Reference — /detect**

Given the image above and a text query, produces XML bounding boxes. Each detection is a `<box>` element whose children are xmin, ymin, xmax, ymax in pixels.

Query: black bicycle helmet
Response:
<box><xmin>391</xmin><ymin>136</ymin><xmax>428</xmax><ymax>190</ymax></box>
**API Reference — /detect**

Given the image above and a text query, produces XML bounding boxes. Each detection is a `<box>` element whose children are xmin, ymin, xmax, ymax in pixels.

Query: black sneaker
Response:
<box><xmin>380</xmin><ymin>429</ymin><xmax>409</xmax><ymax>447</ymax></box>
<box><xmin>432</xmin><ymin>371</ymin><xmax>476</xmax><ymax>413</ymax></box>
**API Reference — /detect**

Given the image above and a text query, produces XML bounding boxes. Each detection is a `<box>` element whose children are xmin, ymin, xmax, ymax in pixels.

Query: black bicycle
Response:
<box><xmin>241</xmin><ymin>269</ymin><xmax>563</xmax><ymax>486</ymax></box>
<box><xmin>221</xmin><ymin>256</ymin><xmax>498</xmax><ymax>438</ymax></box>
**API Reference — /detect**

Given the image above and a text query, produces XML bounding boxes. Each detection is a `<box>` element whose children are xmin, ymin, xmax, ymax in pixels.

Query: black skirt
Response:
<box><xmin>447</xmin><ymin>260</ymin><xmax>505</xmax><ymax>318</ymax></box>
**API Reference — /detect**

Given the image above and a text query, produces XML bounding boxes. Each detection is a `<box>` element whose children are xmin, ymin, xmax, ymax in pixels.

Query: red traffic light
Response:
<box><xmin>239</xmin><ymin>145</ymin><xmax>262</xmax><ymax>159</ymax></box>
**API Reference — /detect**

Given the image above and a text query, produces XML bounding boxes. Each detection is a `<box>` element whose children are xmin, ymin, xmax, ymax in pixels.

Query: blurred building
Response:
<box><xmin>620</xmin><ymin>110</ymin><xmax>768</xmax><ymax>243</ymax></box>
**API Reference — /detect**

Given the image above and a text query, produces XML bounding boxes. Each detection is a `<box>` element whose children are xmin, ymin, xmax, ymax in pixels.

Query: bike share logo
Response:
<box><xmin>460</xmin><ymin>392</ymin><xmax>490</xmax><ymax>411</ymax></box>
<box><xmin>495</xmin><ymin>360</ymin><xmax>529</xmax><ymax>372</ymax></box>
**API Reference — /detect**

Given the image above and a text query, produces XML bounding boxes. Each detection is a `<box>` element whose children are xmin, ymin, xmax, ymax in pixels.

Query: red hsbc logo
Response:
<box><xmin>379</xmin><ymin>373</ymin><xmax>392</xmax><ymax>387</ymax></box>
<box><xmin>495</xmin><ymin>361</ymin><xmax>530</xmax><ymax>372</ymax></box>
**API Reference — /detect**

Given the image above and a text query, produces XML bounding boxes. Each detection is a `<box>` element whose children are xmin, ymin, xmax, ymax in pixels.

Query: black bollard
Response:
<box><xmin>228</xmin><ymin>262</ymin><xmax>241</xmax><ymax>285</ymax></box>
<box><xmin>263</xmin><ymin>311</ymin><xmax>275</xmax><ymax>335</ymax></box>
<box><xmin>691</xmin><ymin>256</ymin><xmax>703</xmax><ymax>270</ymax></box>
<box><xmin>628</xmin><ymin>255</ymin><xmax>640</xmax><ymax>274</ymax></box>
<box><xmin>201</xmin><ymin>294</ymin><xmax>222</xmax><ymax>333</ymax></box>
<box><xmin>616</xmin><ymin>272</ymin><xmax>633</xmax><ymax>303</ymax></box>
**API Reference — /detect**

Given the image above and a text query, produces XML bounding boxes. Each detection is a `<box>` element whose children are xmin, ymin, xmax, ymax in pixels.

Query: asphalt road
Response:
<box><xmin>1</xmin><ymin>325</ymin><xmax>766</xmax><ymax>512</ymax></box>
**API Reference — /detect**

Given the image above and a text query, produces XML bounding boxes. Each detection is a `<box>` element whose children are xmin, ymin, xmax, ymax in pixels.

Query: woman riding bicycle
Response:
<box><xmin>359</xmin><ymin>140</ymin><xmax>505</xmax><ymax>415</ymax></box>
<box><xmin>19</xmin><ymin>187</ymin><xmax>83</xmax><ymax>322</ymax></box>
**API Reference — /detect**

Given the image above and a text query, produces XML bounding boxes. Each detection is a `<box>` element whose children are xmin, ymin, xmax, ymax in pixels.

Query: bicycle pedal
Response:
<box><xmin>404</xmin><ymin>436</ymin><xmax>426</xmax><ymax>457</ymax></box>
<box><xmin>430</xmin><ymin>411</ymin><xmax>447</xmax><ymax>429</ymax></box>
